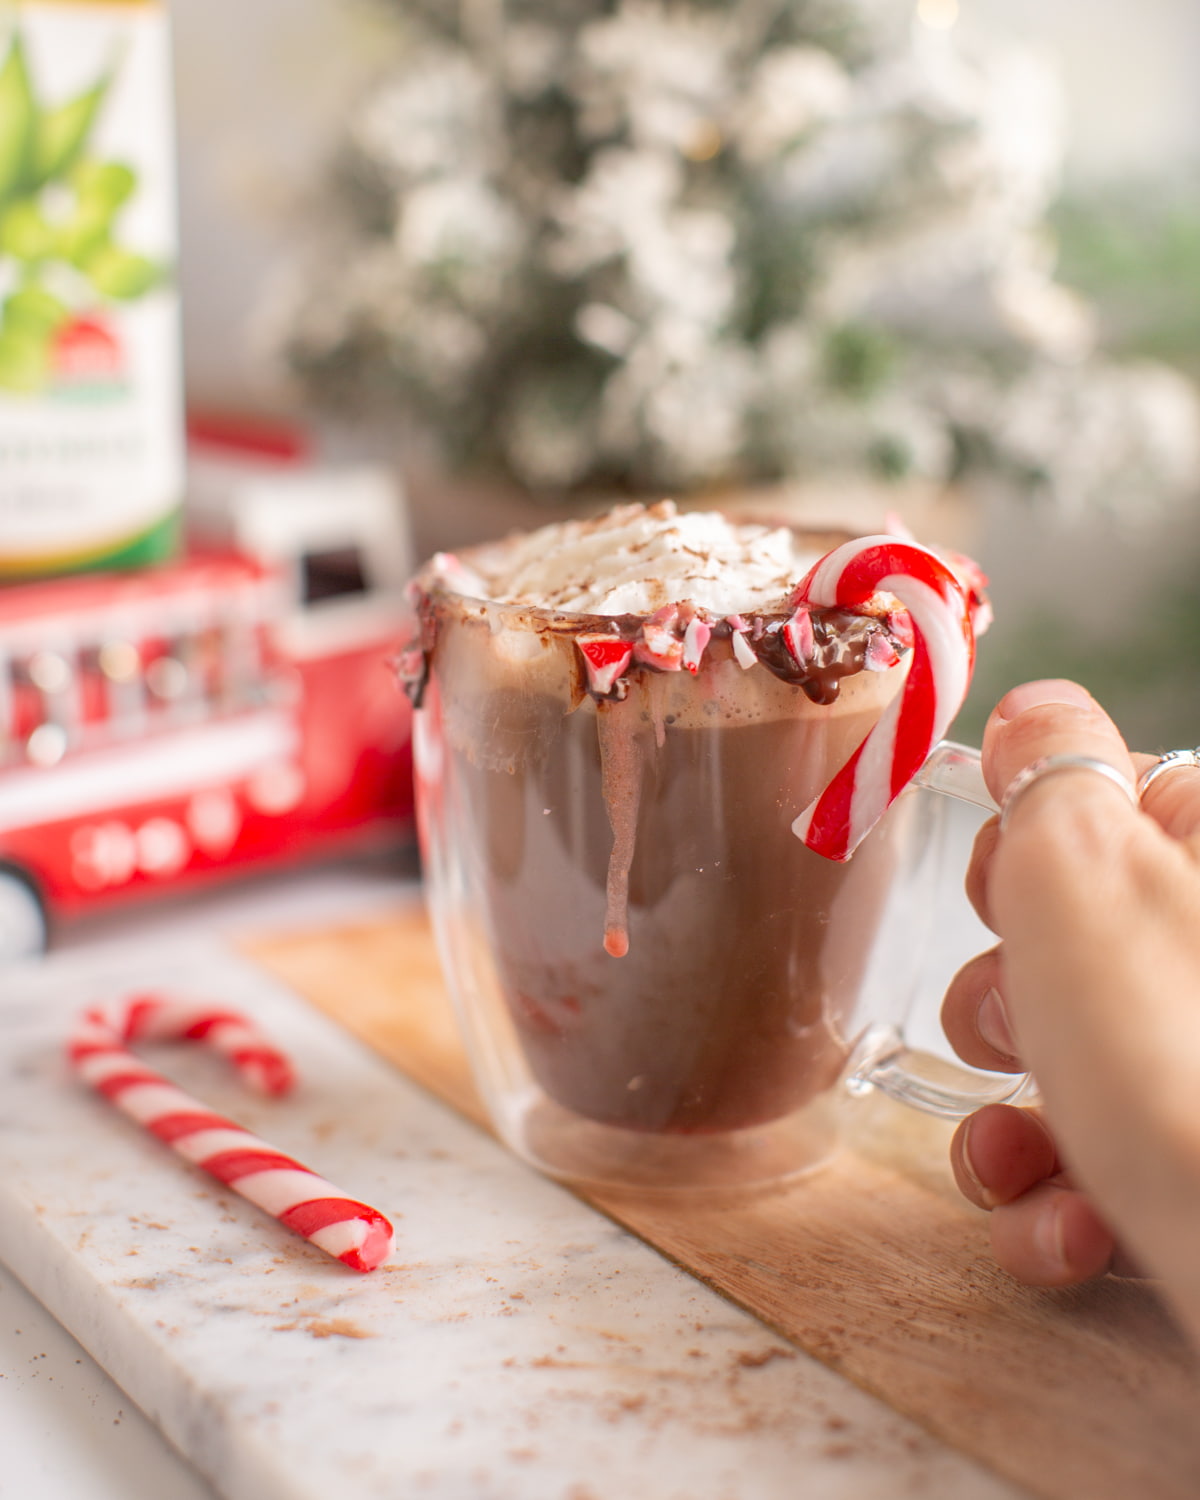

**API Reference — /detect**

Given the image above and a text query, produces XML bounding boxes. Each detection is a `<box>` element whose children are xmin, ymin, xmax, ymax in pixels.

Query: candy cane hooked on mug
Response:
<box><xmin>67</xmin><ymin>994</ymin><xmax>394</xmax><ymax>1273</ymax></box>
<box><xmin>789</xmin><ymin>536</ymin><xmax>976</xmax><ymax>862</ymax></box>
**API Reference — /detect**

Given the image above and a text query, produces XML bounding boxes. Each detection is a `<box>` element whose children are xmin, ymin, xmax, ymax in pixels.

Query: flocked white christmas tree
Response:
<box><xmin>261</xmin><ymin>0</ymin><xmax>1199</xmax><ymax>511</ymax></box>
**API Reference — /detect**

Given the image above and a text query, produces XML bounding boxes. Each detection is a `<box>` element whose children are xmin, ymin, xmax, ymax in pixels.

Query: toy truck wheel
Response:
<box><xmin>0</xmin><ymin>868</ymin><xmax>48</xmax><ymax>959</ymax></box>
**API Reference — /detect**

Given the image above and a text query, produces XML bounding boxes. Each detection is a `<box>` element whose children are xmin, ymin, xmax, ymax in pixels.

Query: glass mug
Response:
<box><xmin>407</xmin><ymin>567</ymin><xmax>1030</xmax><ymax>1194</ymax></box>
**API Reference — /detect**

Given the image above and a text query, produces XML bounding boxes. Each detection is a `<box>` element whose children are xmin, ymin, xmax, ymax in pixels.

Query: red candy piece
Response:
<box><xmin>635</xmin><ymin>606</ymin><xmax>685</xmax><ymax>671</ymax></box>
<box><xmin>885</xmin><ymin>608</ymin><xmax>915</xmax><ymax>651</ymax></box>
<box><xmin>576</xmin><ymin>634</ymin><xmax>634</xmax><ymax>696</ymax></box>
<box><xmin>941</xmin><ymin>549</ymin><xmax>994</xmax><ymax>636</ymax></box>
<box><xmin>681</xmin><ymin>617</ymin><xmax>712</xmax><ymax>674</ymax></box>
<box><xmin>782</xmin><ymin>606</ymin><xmax>815</xmax><ymax>666</ymax></box>
<box><xmin>864</xmin><ymin>632</ymin><xmax>902</xmax><ymax>672</ymax></box>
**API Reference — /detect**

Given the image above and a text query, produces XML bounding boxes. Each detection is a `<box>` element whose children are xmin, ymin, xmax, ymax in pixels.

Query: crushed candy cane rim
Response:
<box><xmin>67</xmin><ymin>994</ymin><xmax>395</xmax><ymax>1273</ymax></box>
<box><xmin>401</xmin><ymin>518</ymin><xmax>988</xmax><ymax>711</ymax></box>
<box><xmin>403</xmin><ymin>579</ymin><xmax>918</xmax><ymax>708</ymax></box>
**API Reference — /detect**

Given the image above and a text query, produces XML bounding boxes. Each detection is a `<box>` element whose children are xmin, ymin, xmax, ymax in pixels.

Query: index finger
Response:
<box><xmin>982</xmin><ymin>680</ymin><xmax>1139</xmax><ymax>818</ymax></box>
<box><xmin>966</xmin><ymin>745</ymin><xmax>1196</xmax><ymax>934</ymax></box>
<box><xmin>961</xmin><ymin>682</ymin><xmax>1139</xmax><ymax>933</ymax></box>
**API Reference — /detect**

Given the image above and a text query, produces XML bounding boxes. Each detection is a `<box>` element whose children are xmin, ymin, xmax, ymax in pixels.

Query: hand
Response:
<box><xmin>940</xmin><ymin>680</ymin><xmax>1200</xmax><ymax>1336</ymax></box>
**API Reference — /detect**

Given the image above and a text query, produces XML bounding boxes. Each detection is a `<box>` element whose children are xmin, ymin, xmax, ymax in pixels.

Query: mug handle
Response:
<box><xmin>843</xmin><ymin>740</ymin><xmax>1038</xmax><ymax>1121</ymax></box>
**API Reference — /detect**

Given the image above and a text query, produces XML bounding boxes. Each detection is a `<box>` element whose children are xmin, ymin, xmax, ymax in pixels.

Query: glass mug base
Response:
<box><xmin>491</xmin><ymin>1083</ymin><xmax>842</xmax><ymax>1196</ymax></box>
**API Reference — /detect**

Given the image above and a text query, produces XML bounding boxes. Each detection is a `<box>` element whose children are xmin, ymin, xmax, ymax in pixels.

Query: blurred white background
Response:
<box><xmin>168</xmin><ymin>0</ymin><xmax>1200</xmax><ymax>412</ymax></box>
<box><xmin>170</xmin><ymin>0</ymin><xmax>389</xmax><ymax>408</ymax></box>
<box><xmin>966</xmin><ymin>0</ymin><xmax>1200</xmax><ymax>180</ymax></box>
<box><xmin>165</xmin><ymin>0</ymin><xmax>1200</xmax><ymax>746</ymax></box>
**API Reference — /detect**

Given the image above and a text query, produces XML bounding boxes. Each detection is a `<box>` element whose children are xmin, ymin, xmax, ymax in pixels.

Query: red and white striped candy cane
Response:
<box><xmin>790</xmin><ymin>536</ymin><xmax>975</xmax><ymax>862</ymax></box>
<box><xmin>67</xmin><ymin>994</ymin><xmax>394</xmax><ymax>1273</ymax></box>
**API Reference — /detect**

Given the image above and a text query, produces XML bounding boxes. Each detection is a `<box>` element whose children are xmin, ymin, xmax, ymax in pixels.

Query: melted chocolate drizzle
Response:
<box><xmin>746</xmin><ymin>610</ymin><xmax>893</xmax><ymax>705</ymax></box>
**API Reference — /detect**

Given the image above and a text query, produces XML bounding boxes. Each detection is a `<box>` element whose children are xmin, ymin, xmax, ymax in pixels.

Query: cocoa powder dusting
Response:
<box><xmin>733</xmin><ymin>1346</ymin><xmax>796</xmax><ymax>1370</ymax></box>
<box><xmin>273</xmin><ymin>1317</ymin><xmax>375</xmax><ymax>1340</ymax></box>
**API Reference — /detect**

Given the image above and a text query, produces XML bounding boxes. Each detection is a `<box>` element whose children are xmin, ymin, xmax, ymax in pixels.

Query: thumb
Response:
<box><xmin>982</xmin><ymin>680</ymin><xmax>1138</xmax><ymax>812</ymax></box>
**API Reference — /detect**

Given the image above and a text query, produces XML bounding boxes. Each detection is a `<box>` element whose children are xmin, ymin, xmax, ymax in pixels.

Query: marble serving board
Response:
<box><xmin>0</xmin><ymin>937</ymin><xmax>1019</xmax><ymax>1500</ymax></box>
<box><xmin>249</xmin><ymin>910</ymin><xmax>1200</xmax><ymax>1500</ymax></box>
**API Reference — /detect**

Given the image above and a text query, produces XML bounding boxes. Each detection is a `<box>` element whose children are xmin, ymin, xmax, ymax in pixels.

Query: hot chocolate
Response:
<box><xmin>402</xmin><ymin>503</ymin><xmax>923</xmax><ymax>1136</ymax></box>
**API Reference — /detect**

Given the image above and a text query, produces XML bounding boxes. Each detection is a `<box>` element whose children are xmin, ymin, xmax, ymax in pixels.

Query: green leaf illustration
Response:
<box><xmin>32</xmin><ymin>64</ymin><xmax>112</xmax><ymax>189</ymax></box>
<box><xmin>0</xmin><ymin>30</ymin><xmax>161</xmax><ymax>332</ymax></box>
<box><xmin>0</xmin><ymin>196</ymin><xmax>54</xmax><ymax>261</ymax></box>
<box><xmin>0</xmin><ymin>323</ymin><xmax>50</xmax><ymax>392</ymax></box>
<box><xmin>57</xmin><ymin>200</ymin><xmax>112</xmax><ymax>266</ymax></box>
<box><xmin>82</xmin><ymin>242</ymin><xmax>160</xmax><ymax>300</ymax></box>
<box><xmin>56</xmin><ymin>159</ymin><xmax>137</xmax><ymax>264</ymax></box>
<box><xmin>4</xmin><ymin>282</ymin><xmax>69</xmax><ymax>337</ymax></box>
<box><xmin>71</xmin><ymin>157</ymin><xmax>137</xmax><ymax>212</ymax></box>
<box><xmin>0</xmin><ymin>32</ymin><xmax>37</xmax><ymax>204</ymax></box>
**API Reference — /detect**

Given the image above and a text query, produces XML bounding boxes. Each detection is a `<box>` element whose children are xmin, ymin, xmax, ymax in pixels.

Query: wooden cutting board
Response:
<box><xmin>245</xmin><ymin>909</ymin><xmax>1200</xmax><ymax>1500</ymax></box>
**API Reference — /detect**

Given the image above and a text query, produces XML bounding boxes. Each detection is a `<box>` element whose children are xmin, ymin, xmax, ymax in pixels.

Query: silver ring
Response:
<box><xmin>999</xmin><ymin>754</ymin><xmax>1138</xmax><ymax>832</ymax></box>
<box><xmin>1136</xmin><ymin>748</ymin><xmax>1200</xmax><ymax>800</ymax></box>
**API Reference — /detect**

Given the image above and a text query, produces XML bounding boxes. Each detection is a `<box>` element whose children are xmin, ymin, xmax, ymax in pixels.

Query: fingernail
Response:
<box><xmin>996</xmin><ymin>680</ymin><xmax>1096</xmax><ymax>724</ymax></box>
<box><xmin>1032</xmin><ymin>1196</ymin><xmax>1068</xmax><ymax>1274</ymax></box>
<box><xmin>976</xmin><ymin>986</ymin><xmax>1018</xmax><ymax>1063</ymax></box>
<box><xmin>959</xmin><ymin>1119</ymin><xmax>998</xmax><ymax>1209</ymax></box>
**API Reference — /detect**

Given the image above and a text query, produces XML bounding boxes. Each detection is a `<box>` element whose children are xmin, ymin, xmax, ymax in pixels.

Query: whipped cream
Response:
<box><xmin>442</xmin><ymin>501</ymin><xmax>822</xmax><ymax>615</ymax></box>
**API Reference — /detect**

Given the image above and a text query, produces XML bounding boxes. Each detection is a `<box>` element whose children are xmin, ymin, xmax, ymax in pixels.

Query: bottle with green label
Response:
<box><xmin>0</xmin><ymin>0</ymin><xmax>182</xmax><ymax>575</ymax></box>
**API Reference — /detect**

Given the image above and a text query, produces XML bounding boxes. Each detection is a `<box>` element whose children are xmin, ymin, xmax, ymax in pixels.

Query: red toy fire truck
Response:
<box><xmin>0</xmin><ymin>465</ymin><xmax>415</xmax><ymax>957</ymax></box>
